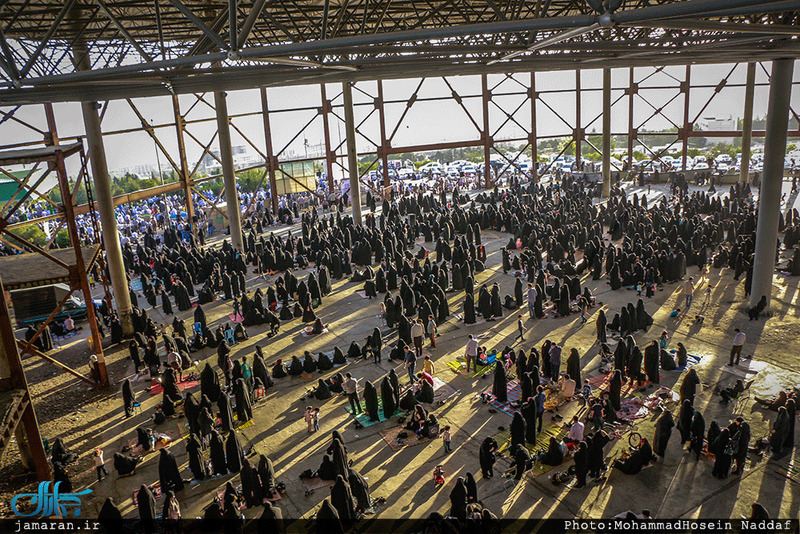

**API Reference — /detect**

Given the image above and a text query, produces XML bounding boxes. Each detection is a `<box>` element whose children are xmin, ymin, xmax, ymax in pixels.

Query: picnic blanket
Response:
<box><xmin>495</xmin><ymin>423</ymin><xmax>570</xmax><ymax>477</ymax></box>
<box><xmin>669</xmin><ymin>350</ymin><xmax>702</xmax><ymax>371</ymax></box>
<box><xmin>722</xmin><ymin>359</ymin><xmax>768</xmax><ymax>378</ymax></box>
<box><xmin>132</xmin><ymin>482</ymin><xmax>162</xmax><ymax>505</ymax></box>
<box><xmin>345</xmin><ymin>396</ymin><xmax>403</xmax><ymax>428</ymax></box>
<box><xmin>127</xmin><ymin>430</ymin><xmax>176</xmax><ymax>456</ymax></box>
<box><xmin>432</xmin><ymin>377</ymin><xmax>459</xmax><ymax>403</ymax></box>
<box><xmin>228</xmin><ymin>314</ymin><xmax>244</xmax><ymax>324</ymax></box>
<box><xmin>616</xmin><ymin>398</ymin><xmax>650</xmax><ymax>422</ymax></box>
<box><xmin>302</xmin><ymin>477</ymin><xmax>334</xmax><ymax>492</ymax></box>
<box><xmin>586</xmin><ymin>372</ymin><xmax>653</xmax><ymax>397</ymax></box>
<box><xmin>446</xmin><ymin>357</ymin><xmax>495</xmax><ymax>378</ymax></box>
<box><xmin>149</xmin><ymin>379</ymin><xmax>199</xmax><ymax>396</ymax></box>
<box><xmin>379</xmin><ymin>426</ymin><xmax>434</xmax><ymax>451</ymax></box>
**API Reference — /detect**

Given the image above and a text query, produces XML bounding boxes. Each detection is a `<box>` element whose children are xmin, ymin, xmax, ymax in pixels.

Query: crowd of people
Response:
<box><xmin>20</xmin><ymin>160</ymin><xmax>799</xmax><ymax>531</ymax></box>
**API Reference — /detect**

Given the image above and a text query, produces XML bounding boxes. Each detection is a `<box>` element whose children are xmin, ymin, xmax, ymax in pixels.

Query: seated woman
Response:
<box><xmin>755</xmin><ymin>390</ymin><xmax>789</xmax><ymax>411</ymax></box>
<box><xmin>405</xmin><ymin>405</ymin><xmax>428</xmax><ymax>432</ymax></box>
<box><xmin>311</xmin><ymin>318</ymin><xmax>325</xmax><ymax>335</ymax></box>
<box><xmin>318</xmin><ymin>454</ymin><xmax>336</xmax><ymax>481</ymax></box>
<box><xmin>613</xmin><ymin>437</ymin><xmax>654</xmax><ymax>475</ymax></box>
<box><xmin>418</xmin><ymin>414</ymin><xmax>440</xmax><ymax>438</ymax></box>
<box><xmin>272</xmin><ymin>359</ymin><xmax>287</xmax><ymax>379</ymax></box>
<box><xmin>719</xmin><ymin>380</ymin><xmax>745</xmax><ymax>404</ymax></box>
<box><xmin>234</xmin><ymin>323</ymin><xmax>248</xmax><ymax>342</ymax></box>
<box><xmin>328</xmin><ymin>373</ymin><xmax>345</xmax><ymax>394</ymax></box>
<box><xmin>538</xmin><ymin>437</ymin><xmax>565</xmax><ymax>466</ymax></box>
<box><xmin>312</xmin><ymin>379</ymin><xmax>332</xmax><ymax>401</ymax></box>
<box><xmin>113</xmin><ymin>452</ymin><xmax>141</xmax><ymax>476</ymax></box>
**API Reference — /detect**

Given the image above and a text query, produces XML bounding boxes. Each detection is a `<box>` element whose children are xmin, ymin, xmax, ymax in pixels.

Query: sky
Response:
<box><xmin>1</xmin><ymin>61</ymin><xmax>799</xmax><ymax>180</ymax></box>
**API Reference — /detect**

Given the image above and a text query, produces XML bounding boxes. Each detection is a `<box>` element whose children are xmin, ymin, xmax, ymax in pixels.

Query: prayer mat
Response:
<box><xmin>495</xmin><ymin>424</ymin><xmax>570</xmax><ymax>476</ymax></box>
<box><xmin>587</xmin><ymin>372</ymin><xmax>612</xmax><ymax>391</ymax></box>
<box><xmin>479</xmin><ymin>380</ymin><xmax>522</xmax><ymax>417</ymax></box>
<box><xmin>235</xmin><ymin>419</ymin><xmax>255</xmax><ymax>430</ymax></box>
<box><xmin>775</xmin><ymin>464</ymin><xmax>800</xmax><ymax>486</ymax></box>
<box><xmin>301</xmin><ymin>327</ymin><xmax>329</xmax><ymax>337</ymax></box>
<box><xmin>446</xmin><ymin>357</ymin><xmax>495</xmax><ymax>378</ymax></box>
<box><xmin>127</xmin><ymin>430</ymin><xmax>175</xmax><ymax>456</ymax></box>
<box><xmin>616</xmin><ymin>398</ymin><xmax>650</xmax><ymax>422</ymax></box>
<box><xmin>291</xmin><ymin>373</ymin><xmax>317</xmax><ymax>380</ymax></box>
<box><xmin>432</xmin><ymin>377</ymin><xmax>459</xmax><ymax>404</ymax></box>
<box><xmin>228</xmin><ymin>314</ymin><xmax>244</xmax><ymax>324</ymax></box>
<box><xmin>670</xmin><ymin>351</ymin><xmax>702</xmax><ymax>371</ymax></box>
<box><xmin>721</xmin><ymin>359</ymin><xmax>768</xmax><ymax>378</ymax></box>
<box><xmin>345</xmin><ymin>396</ymin><xmax>403</xmax><ymax>427</ymax></box>
<box><xmin>379</xmin><ymin>426</ymin><xmax>433</xmax><ymax>451</ymax></box>
<box><xmin>302</xmin><ymin>477</ymin><xmax>334</xmax><ymax>492</ymax></box>
<box><xmin>131</xmin><ymin>482</ymin><xmax>162</xmax><ymax>506</ymax></box>
<box><xmin>149</xmin><ymin>379</ymin><xmax>199</xmax><ymax>395</ymax></box>
<box><xmin>356</xmin><ymin>290</ymin><xmax>371</xmax><ymax>299</ymax></box>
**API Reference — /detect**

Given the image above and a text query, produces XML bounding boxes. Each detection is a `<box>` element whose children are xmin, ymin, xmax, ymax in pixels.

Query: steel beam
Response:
<box><xmin>214</xmin><ymin>91</ymin><xmax>244</xmax><ymax>250</ymax></box>
<box><xmin>45</xmin><ymin>104</ymin><xmax>108</xmax><ymax>386</ymax></box>
<box><xmin>377</xmin><ymin>80</ymin><xmax>390</xmax><ymax>195</ymax></box>
<box><xmin>260</xmin><ymin>87</ymin><xmax>280</xmax><ymax>216</ymax></box>
<box><xmin>575</xmin><ymin>69</ymin><xmax>581</xmax><ymax>167</ymax></box>
<box><xmin>320</xmin><ymin>84</ymin><xmax>335</xmax><ymax>193</ymax></box>
<box><xmin>482</xmin><ymin>74</ymin><xmax>492</xmax><ymax>188</ymax></box>
<box><xmin>740</xmin><ymin>62</ymin><xmax>756</xmax><ymax>184</ymax></box>
<box><xmin>681</xmin><ymin>65</ymin><xmax>691</xmax><ymax>172</ymax></box>
<box><xmin>751</xmin><ymin>58</ymin><xmax>794</xmax><ymax>311</ymax></box>
<box><xmin>530</xmin><ymin>71</ymin><xmax>538</xmax><ymax>183</ymax></box>
<box><xmin>602</xmin><ymin>67</ymin><xmax>611</xmax><ymax>198</ymax></box>
<box><xmin>628</xmin><ymin>67</ymin><xmax>634</xmax><ymax>173</ymax></box>
<box><xmin>342</xmin><ymin>81</ymin><xmax>362</xmax><ymax>225</ymax></box>
<box><xmin>172</xmin><ymin>95</ymin><xmax>195</xmax><ymax>232</ymax></box>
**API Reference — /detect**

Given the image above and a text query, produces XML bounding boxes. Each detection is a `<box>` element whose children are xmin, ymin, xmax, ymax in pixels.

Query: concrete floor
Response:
<box><xmin>14</xmin><ymin>180</ymin><xmax>800</xmax><ymax>529</ymax></box>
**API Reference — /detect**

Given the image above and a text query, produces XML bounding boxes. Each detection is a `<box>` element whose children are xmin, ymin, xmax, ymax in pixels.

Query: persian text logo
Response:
<box><xmin>10</xmin><ymin>481</ymin><xmax>92</xmax><ymax>518</ymax></box>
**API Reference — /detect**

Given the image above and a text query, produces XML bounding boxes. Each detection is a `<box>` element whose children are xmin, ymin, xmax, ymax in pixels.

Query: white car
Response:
<box><xmin>716</xmin><ymin>154</ymin><xmax>732</xmax><ymax>164</ymax></box>
<box><xmin>461</xmin><ymin>164</ymin><xmax>477</xmax><ymax>177</ymax></box>
<box><xmin>694</xmin><ymin>162</ymin><xmax>709</xmax><ymax>171</ymax></box>
<box><xmin>716</xmin><ymin>163</ymin><xmax>729</xmax><ymax>173</ymax></box>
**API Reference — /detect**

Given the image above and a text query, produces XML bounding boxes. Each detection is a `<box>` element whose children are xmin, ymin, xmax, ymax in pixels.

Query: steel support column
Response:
<box><xmin>682</xmin><ymin>65</ymin><xmax>691</xmax><ymax>172</ymax></box>
<box><xmin>342</xmin><ymin>82</ymin><xmax>362</xmax><ymax>225</ymax></box>
<box><xmin>575</xmin><ymin>70</ymin><xmax>582</xmax><ymax>166</ymax></box>
<box><xmin>482</xmin><ymin>74</ymin><xmax>492</xmax><ymax>189</ymax></box>
<box><xmin>172</xmin><ymin>95</ymin><xmax>195</xmax><ymax>232</ymax></box>
<box><xmin>214</xmin><ymin>91</ymin><xmax>244</xmax><ymax>251</ymax></box>
<box><xmin>530</xmin><ymin>72</ymin><xmax>538</xmax><ymax>183</ymax></box>
<box><xmin>740</xmin><ymin>62</ymin><xmax>756</xmax><ymax>184</ymax></box>
<box><xmin>45</xmin><ymin>104</ymin><xmax>108</xmax><ymax>386</ymax></box>
<box><xmin>80</xmin><ymin>100</ymin><xmax>134</xmax><ymax>336</ymax></box>
<box><xmin>260</xmin><ymin>87</ymin><xmax>280</xmax><ymax>216</ymax></box>
<box><xmin>628</xmin><ymin>67</ymin><xmax>635</xmax><ymax>174</ymax></box>
<box><xmin>320</xmin><ymin>84</ymin><xmax>335</xmax><ymax>193</ymax></box>
<box><xmin>751</xmin><ymin>58</ymin><xmax>794</xmax><ymax>311</ymax></box>
<box><xmin>602</xmin><ymin>68</ymin><xmax>611</xmax><ymax>198</ymax></box>
<box><xmin>377</xmin><ymin>80</ymin><xmax>391</xmax><ymax>196</ymax></box>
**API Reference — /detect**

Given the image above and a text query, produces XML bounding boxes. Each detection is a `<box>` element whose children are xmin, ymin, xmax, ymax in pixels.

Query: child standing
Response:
<box><xmin>313</xmin><ymin>408</ymin><xmax>320</xmax><ymax>432</ymax></box>
<box><xmin>94</xmin><ymin>448</ymin><xmax>109</xmax><ymax>482</ymax></box>
<box><xmin>516</xmin><ymin>315</ymin><xmax>524</xmax><ymax>341</ymax></box>
<box><xmin>304</xmin><ymin>406</ymin><xmax>314</xmax><ymax>433</ymax></box>
<box><xmin>423</xmin><ymin>355</ymin><xmax>435</xmax><ymax>376</ymax></box>
<box><xmin>441</xmin><ymin>425</ymin><xmax>452</xmax><ymax>453</ymax></box>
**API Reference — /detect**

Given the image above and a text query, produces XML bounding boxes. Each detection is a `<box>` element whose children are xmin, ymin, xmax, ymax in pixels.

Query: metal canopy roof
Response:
<box><xmin>0</xmin><ymin>0</ymin><xmax>798</xmax><ymax>104</ymax></box>
<box><xmin>0</xmin><ymin>143</ymin><xmax>82</xmax><ymax>165</ymax></box>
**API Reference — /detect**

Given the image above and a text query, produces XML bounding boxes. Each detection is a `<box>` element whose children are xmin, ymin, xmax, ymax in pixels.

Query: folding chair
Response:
<box><xmin>224</xmin><ymin>329</ymin><xmax>236</xmax><ymax>346</ymax></box>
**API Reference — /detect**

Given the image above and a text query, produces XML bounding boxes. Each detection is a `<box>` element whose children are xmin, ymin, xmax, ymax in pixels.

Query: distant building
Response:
<box><xmin>697</xmin><ymin>116</ymin><xmax>737</xmax><ymax>144</ymax></box>
<box><xmin>199</xmin><ymin>145</ymin><xmax>263</xmax><ymax>173</ymax></box>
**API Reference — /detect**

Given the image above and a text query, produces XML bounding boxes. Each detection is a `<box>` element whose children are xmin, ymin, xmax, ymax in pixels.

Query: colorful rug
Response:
<box><xmin>479</xmin><ymin>380</ymin><xmax>522</xmax><ymax>417</ymax></box>
<box><xmin>446</xmin><ymin>357</ymin><xmax>496</xmax><ymax>378</ymax></box>
<box><xmin>149</xmin><ymin>379</ymin><xmax>199</xmax><ymax>395</ymax></box>
<box><xmin>616</xmin><ymin>398</ymin><xmax>650</xmax><ymax>422</ymax></box>
<box><xmin>379</xmin><ymin>426</ymin><xmax>434</xmax><ymax>451</ymax></box>
<box><xmin>585</xmin><ymin>372</ymin><xmax>653</xmax><ymax>397</ymax></box>
<box><xmin>302</xmin><ymin>477</ymin><xmax>334</xmax><ymax>492</ymax></box>
<box><xmin>131</xmin><ymin>482</ymin><xmax>162</xmax><ymax>506</ymax></box>
<box><xmin>345</xmin><ymin>396</ymin><xmax>404</xmax><ymax>428</ymax></box>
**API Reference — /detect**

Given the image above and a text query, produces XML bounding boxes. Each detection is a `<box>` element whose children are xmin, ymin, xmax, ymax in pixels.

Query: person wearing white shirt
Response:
<box><xmin>564</xmin><ymin>417</ymin><xmax>584</xmax><ymax>444</ymax></box>
<box><xmin>465</xmin><ymin>335</ymin><xmax>479</xmax><ymax>373</ymax></box>
<box><xmin>729</xmin><ymin>328</ymin><xmax>746</xmax><ymax>366</ymax></box>
<box><xmin>560</xmin><ymin>374</ymin><xmax>576</xmax><ymax>399</ymax></box>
